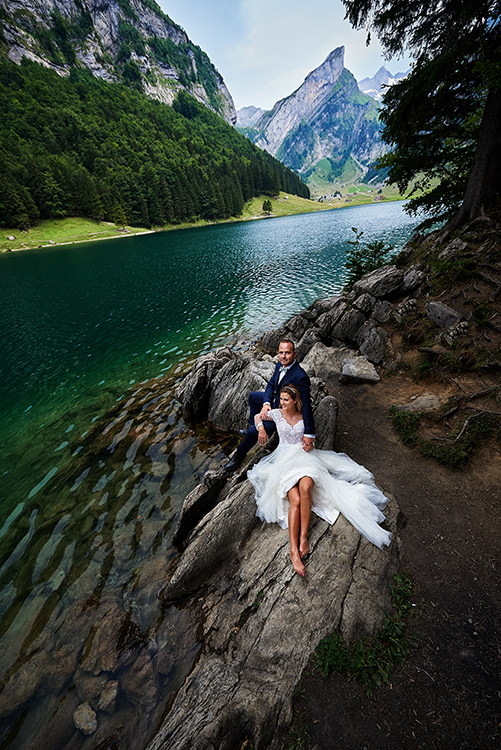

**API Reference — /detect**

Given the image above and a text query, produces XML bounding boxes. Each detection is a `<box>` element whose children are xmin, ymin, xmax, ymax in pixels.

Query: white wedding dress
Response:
<box><xmin>247</xmin><ymin>409</ymin><xmax>391</xmax><ymax>549</ymax></box>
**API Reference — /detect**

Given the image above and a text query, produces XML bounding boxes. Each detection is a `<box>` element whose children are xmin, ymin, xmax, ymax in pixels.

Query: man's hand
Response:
<box><xmin>259</xmin><ymin>403</ymin><xmax>271</xmax><ymax>420</ymax></box>
<box><xmin>302</xmin><ymin>436</ymin><xmax>314</xmax><ymax>452</ymax></box>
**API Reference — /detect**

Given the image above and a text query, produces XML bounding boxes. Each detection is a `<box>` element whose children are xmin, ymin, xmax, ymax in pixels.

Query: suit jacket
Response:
<box><xmin>263</xmin><ymin>360</ymin><xmax>315</xmax><ymax>436</ymax></box>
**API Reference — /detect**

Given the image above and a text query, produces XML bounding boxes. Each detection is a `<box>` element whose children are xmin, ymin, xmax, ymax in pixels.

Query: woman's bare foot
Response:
<box><xmin>291</xmin><ymin>550</ymin><xmax>306</xmax><ymax>577</ymax></box>
<box><xmin>299</xmin><ymin>536</ymin><xmax>309</xmax><ymax>559</ymax></box>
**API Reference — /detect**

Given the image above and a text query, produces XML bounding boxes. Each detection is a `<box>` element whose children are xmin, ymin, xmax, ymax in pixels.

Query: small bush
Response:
<box><xmin>344</xmin><ymin>227</ymin><xmax>394</xmax><ymax>288</ymax></box>
<box><xmin>314</xmin><ymin>572</ymin><xmax>415</xmax><ymax>691</ymax></box>
<box><xmin>388</xmin><ymin>406</ymin><xmax>501</xmax><ymax>469</ymax></box>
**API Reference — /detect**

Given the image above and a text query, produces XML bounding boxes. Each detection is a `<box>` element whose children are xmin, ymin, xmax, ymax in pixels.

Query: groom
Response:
<box><xmin>225</xmin><ymin>338</ymin><xmax>315</xmax><ymax>471</ymax></box>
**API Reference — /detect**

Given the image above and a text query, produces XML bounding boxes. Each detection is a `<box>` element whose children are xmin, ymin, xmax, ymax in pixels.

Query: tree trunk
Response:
<box><xmin>449</xmin><ymin>86</ymin><xmax>501</xmax><ymax>229</ymax></box>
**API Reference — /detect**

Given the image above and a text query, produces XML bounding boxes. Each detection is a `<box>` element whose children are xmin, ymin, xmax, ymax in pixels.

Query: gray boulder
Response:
<box><xmin>352</xmin><ymin>265</ymin><xmax>404</xmax><ymax>298</ymax></box>
<box><xmin>355</xmin><ymin>321</ymin><xmax>389</xmax><ymax>365</ymax></box>
<box><xmin>301</xmin><ymin>342</ymin><xmax>357</xmax><ymax>381</ymax></box>
<box><xmin>260</xmin><ymin>327</ymin><xmax>285</xmax><ymax>354</ymax></box>
<box><xmin>208</xmin><ymin>356</ymin><xmax>274</xmax><ymax>431</ymax></box>
<box><xmin>339</xmin><ymin>357</ymin><xmax>380</xmax><ymax>383</ymax></box>
<box><xmin>392</xmin><ymin>394</ymin><xmax>442</xmax><ymax>413</ymax></box>
<box><xmin>438</xmin><ymin>238</ymin><xmax>467</xmax><ymax>260</ymax></box>
<box><xmin>393</xmin><ymin>299</ymin><xmax>418</xmax><ymax>323</ymax></box>
<box><xmin>402</xmin><ymin>265</ymin><xmax>427</xmax><ymax>293</ymax></box>
<box><xmin>331</xmin><ymin>308</ymin><xmax>367</xmax><ymax>345</ymax></box>
<box><xmin>282</xmin><ymin>314</ymin><xmax>309</xmax><ymax>342</ymax></box>
<box><xmin>312</xmin><ymin>295</ymin><xmax>345</xmax><ymax>316</ymax></box>
<box><xmin>314</xmin><ymin>396</ymin><xmax>339</xmax><ymax>451</ymax></box>
<box><xmin>352</xmin><ymin>293</ymin><xmax>377</xmax><ymax>314</ymax></box>
<box><xmin>372</xmin><ymin>300</ymin><xmax>394</xmax><ymax>324</ymax></box>
<box><xmin>295</xmin><ymin>329</ymin><xmax>320</xmax><ymax>362</ymax></box>
<box><xmin>425</xmin><ymin>301</ymin><xmax>462</xmax><ymax>330</ymax></box>
<box><xmin>314</xmin><ymin>299</ymin><xmax>348</xmax><ymax>339</ymax></box>
<box><xmin>175</xmin><ymin>348</ymin><xmax>236</xmax><ymax>421</ymax></box>
<box><xmin>172</xmin><ymin>468</ymin><xmax>229</xmax><ymax>546</ymax></box>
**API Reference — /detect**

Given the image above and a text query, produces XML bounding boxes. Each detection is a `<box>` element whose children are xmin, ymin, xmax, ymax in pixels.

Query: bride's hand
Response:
<box><xmin>302</xmin><ymin>437</ymin><xmax>314</xmax><ymax>451</ymax></box>
<box><xmin>258</xmin><ymin>425</ymin><xmax>267</xmax><ymax>445</ymax></box>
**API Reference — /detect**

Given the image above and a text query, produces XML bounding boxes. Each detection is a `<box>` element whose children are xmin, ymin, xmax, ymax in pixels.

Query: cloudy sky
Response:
<box><xmin>157</xmin><ymin>0</ymin><xmax>411</xmax><ymax>111</ymax></box>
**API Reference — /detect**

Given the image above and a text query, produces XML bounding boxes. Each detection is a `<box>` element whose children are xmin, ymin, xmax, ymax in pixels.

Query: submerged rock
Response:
<box><xmin>73</xmin><ymin>702</ymin><xmax>97</xmax><ymax>736</ymax></box>
<box><xmin>98</xmin><ymin>680</ymin><xmax>119</xmax><ymax>714</ymax></box>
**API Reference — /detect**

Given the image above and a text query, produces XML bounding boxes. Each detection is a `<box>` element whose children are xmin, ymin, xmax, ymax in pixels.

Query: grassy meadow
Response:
<box><xmin>1</xmin><ymin>189</ymin><xmax>407</xmax><ymax>253</ymax></box>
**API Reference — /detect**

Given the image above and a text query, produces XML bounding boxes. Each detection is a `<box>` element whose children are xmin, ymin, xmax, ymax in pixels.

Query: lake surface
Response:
<box><xmin>0</xmin><ymin>202</ymin><xmax>422</xmax><ymax>748</ymax></box>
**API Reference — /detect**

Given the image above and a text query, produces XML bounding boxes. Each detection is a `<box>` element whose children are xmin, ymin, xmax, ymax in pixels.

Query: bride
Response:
<box><xmin>247</xmin><ymin>384</ymin><xmax>391</xmax><ymax>577</ymax></box>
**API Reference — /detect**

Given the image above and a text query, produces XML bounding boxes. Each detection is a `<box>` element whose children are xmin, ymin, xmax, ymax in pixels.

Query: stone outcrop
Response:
<box><xmin>339</xmin><ymin>357</ymin><xmax>381</xmax><ymax>383</ymax></box>
<box><xmin>153</xmin><ymin>457</ymin><xmax>399</xmax><ymax>750</ymax></box>
<box><xmin>256</xmin><ymin>262</ymin><xmax>426</xmax><ymax>376</ymax></box>
<box><xmin>1</xmin><ymin>0</ymin><xmax>237</xmax><ymax>123</ymax></box>
<box><xmin>161</xmin><ymin>298</ymin><xmax>400</xmax><ymax>748</ymax></box>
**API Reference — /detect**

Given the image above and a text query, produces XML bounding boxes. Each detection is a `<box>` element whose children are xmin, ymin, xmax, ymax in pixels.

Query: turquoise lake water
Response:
<box><xmin>0</xmin><ymin>202</ymin><xmax>422</xmax><ymax>748</ymax></box>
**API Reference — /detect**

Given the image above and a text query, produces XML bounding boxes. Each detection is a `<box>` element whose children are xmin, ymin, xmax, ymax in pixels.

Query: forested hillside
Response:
<box><xmin>0</xmin><ymin>57</ymin><xmax>310</xmax><ymax>230</ymax></box>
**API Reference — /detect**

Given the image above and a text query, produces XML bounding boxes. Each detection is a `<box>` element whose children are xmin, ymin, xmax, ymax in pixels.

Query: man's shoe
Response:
<box><xmin>225</xmin><ymin>455</ymin><xmax>243</xmax><ymax>472</ymax></box>
<box><xmin>238</xmin><ymin>429</ymin><xmax>248</xmax><ymax>435</ymax></box>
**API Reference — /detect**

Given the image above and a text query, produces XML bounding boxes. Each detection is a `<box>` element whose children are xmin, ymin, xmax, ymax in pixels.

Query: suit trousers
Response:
<box><xmin>236</xmin><ymin>391</ymin><xmax>277</xmax><ymax>458</ymax></box>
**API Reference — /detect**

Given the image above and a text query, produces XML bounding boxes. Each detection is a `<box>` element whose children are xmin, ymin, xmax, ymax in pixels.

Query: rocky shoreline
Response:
<box><xmin>3</xmin><ymin>216</ymin><xmax>499</xmax><ymax>750</ymax></box>
<box><xmin>147</xmin><ymin>217</ymin><xmax>501</xmax><ymax>749</ymax></box>
<box><xmin>145</xmin><ymin>239</ymin><xmax>431</xmax><ymax>749</ymax></box>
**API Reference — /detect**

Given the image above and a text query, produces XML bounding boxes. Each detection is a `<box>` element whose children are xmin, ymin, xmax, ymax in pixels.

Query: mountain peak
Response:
<box><xmin>305</xmin><ymin>46</ymin><xmax>345</xmax><ymax>84</ymax></box>
<box><xmin>252</xmin><ymin>46</ymin><xmax>347</xmax><ymax>155</ymax></box>
<box><xmin>358</xmin><ymin>66</ymin><xmax>409</xmax><ymax>101</ymax></box>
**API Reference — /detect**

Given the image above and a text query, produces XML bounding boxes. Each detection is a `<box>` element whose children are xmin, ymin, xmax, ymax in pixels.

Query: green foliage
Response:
<box><xmin>0</xmin><ymin>57</ymin><xmax>309</xmax><ymax>230</ymax></box>
<box><xmin>116</xmin><ymin>0</ymin><xmax>138</xmax><ymax>21</ymax></box>
<box><xmin>386</xmin><ymin>408</ymin><xmax>420</xmax><ymax>445</ymax></box>
<box><xmin>342</xmin><ymin>0</ymin><xmax>501</xmax><ymax>227</ymax></box>
<box><xmin>314</xmin><ymin>573</ymin><xmax>415</xmax><ymax>691</ymax></box>
<box><xmin>118</xmin><ymin>21</ymin><xmax>146</xmax><ymax>56</ymax></box>
<box><xmin>344</xmin><ymin>227</ymin><xmax>394</xmax><ymax>288</ymax></box>
<box><xmin>428</xmin><ymin>255</ymin><xmax>477</xmax><ymax>293</ymax></box>
<box><xmin>387</xmin><ymin>406</ymin><xmax>501</xmax><ymax>469</ymax></box>
<box><xmin>18</xmin><ymin>6</ymin><xmax>93</xmax><ymax>67</ymax></box>
<box><xmin>262</xmin><ymin>199</ymin><xmax>272</xmax><ymax>212</ymax></box>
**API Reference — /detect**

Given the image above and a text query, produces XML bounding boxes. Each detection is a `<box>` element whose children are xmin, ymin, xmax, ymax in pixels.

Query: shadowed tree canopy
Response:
<box><xmin>342</xmin><ymin>0</ymin><xmax>501</xmax><ymax>228</ymax></box>
<box><xmin>0</xmin><ymin>59</ymin><xmax>309</xmax><ymax>230</ymax></box>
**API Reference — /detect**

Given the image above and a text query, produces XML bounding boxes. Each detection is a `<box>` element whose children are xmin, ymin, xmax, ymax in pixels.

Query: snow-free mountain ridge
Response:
<box><xmin>1</xmin><ymin>0</ymin><xmax>236</xmax><ymax>123</ymax></box>
<box><xmin>237</xmin><ymin>47</ymin><xmax>385</xmax><ymax>191</ymax></box>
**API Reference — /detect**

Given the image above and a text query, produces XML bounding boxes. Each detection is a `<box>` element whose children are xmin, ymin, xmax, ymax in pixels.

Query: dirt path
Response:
<box><xmin>293</xmin><ymin>373</ymin><xmax>501</xmax><ymax>750</ymax></box>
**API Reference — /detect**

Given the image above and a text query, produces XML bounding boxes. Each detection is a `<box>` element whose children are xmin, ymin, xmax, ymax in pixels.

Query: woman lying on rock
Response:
<box><xmin>247</xmin><ymin>384</ymin><xmax>391</xmax><ymax>577</ymax></box>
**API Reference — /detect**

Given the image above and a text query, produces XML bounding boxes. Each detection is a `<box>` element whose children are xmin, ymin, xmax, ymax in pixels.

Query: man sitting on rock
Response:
<box><xmin>225</xmin><ymin>338</ymin><xmax>315</xmax><ymax>471</ymax></box>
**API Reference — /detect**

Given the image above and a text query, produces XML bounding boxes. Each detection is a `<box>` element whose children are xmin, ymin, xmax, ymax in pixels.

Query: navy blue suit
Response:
<box><xmin>235</xmin><ymin>359</ymin><xmax>315</xmax><ymax>460</ymax></box>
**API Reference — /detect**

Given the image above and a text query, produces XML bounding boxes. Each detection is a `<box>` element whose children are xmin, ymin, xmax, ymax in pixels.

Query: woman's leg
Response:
<box><xmin>298</xmin><ymin>476</ymin><xmax>313</xmax><ymax>558</ymax></box>
<box><xmin>287</xmin><ymin>485</ymin><xmax>305</xmax><ymax>577</ymax></box>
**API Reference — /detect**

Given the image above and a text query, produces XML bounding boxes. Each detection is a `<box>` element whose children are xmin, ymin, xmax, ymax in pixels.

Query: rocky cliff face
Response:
<box><xmin>0</xmin><ymin>0</ymin><xmax>236</xmax><ymax>123</ymax></box>
<box><xmin>238</xmin><ymin>47</ymin><xmax>384</xmax><ymax>189</ymax></box>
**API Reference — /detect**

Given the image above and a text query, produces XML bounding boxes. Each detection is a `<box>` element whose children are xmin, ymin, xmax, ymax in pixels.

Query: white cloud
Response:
<box><xmin>157</xmin><ymin>1</ymin><xmax>411</xmax><ymax>110</ymax></box>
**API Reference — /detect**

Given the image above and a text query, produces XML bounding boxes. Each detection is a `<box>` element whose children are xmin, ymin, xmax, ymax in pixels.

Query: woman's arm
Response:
<box><xmin>254</xmin><ymin>410</ymin><xmax>274</xmax><ymax>445</ymax></box>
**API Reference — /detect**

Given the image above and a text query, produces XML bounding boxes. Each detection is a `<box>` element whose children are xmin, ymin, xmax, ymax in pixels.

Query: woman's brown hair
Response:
<box><xmin>280</xmin><ymin>384</ymin><xmax>302</xmax><ymax>412</ymax></box>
